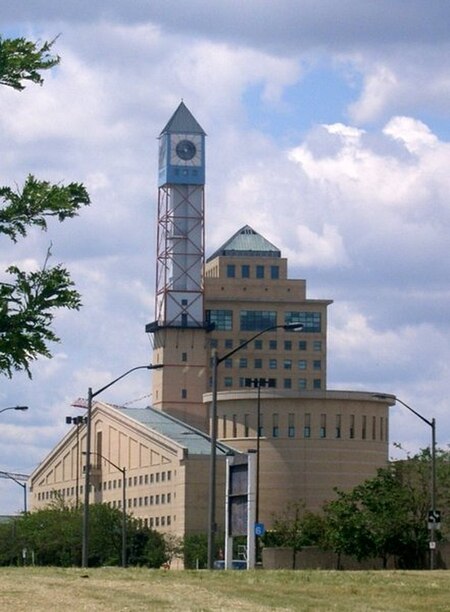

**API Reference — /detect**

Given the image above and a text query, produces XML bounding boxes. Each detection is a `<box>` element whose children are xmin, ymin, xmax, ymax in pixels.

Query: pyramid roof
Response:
<box><xmin>207</xmin><ymin>225</ymin><xmax>281</xmax><ymax>261</ymax></box>
<box><xmin>160</xmin><ymin>101</ymin><xmax>206</xmax><ymax>136</ymax></box>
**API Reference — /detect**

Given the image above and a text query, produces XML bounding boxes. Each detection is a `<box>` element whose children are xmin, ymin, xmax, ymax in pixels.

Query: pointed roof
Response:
<box><xmin>207</xmin><ymin>225</ymin><xmax>281</xmax><ymax>261</ymax></box>
<box><xmin>160</xmin><ymin>101</ymin><xmax>206</xmax><ymax>136</ymax></box>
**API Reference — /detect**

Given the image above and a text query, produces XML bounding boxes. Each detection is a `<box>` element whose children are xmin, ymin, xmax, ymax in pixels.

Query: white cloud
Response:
<box><xmin>1</xmin><ymin>7</ymin><xmax>450</xmax><ymax>512</ymax></box>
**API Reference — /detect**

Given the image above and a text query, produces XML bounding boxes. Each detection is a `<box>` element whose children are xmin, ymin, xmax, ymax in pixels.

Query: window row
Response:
<box><xmin>226</xmin><ymin>263</ymin><xmax>280</xmax><ymax>280</ymax></box>
<box><xmin>221</xmin><ymin>377</ymin><xmax>323</xmax><ymax>390</ymax></box>
<box><xmin>206</xmin><ymin>310</ymin><xmax>322</xmax><ymax>333</ymax></box>
<box><xmin>224</xmin><ymin>358</ymin><xmax>322</xmax><ymax>370</ymax></box>
<box><xmin>222</xmin><ymin>413</ymin><xmax>387</xmax><ymax>441</ymax></box>
<box><xmin>106</xmin><ymin>503</ymin><xmax>173</xmax><ymax>529</ymax></box>
<box><xmin>210</xmin><ymin>338</ymin><xmax>322</xmax><ymax>352</ymax></box>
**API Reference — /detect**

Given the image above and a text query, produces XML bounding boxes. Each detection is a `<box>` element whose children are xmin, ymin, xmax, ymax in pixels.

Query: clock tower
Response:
<box><xmin>147</xmin><ymin>102</ymin><xmax>208</xmax><ymax>430</ymax></box>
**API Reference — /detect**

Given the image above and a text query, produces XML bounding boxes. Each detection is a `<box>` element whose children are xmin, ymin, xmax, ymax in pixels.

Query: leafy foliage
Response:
<box><xmin>0</xmin><ymin>175</ymin><xmax>89</xmax><ymax>242</ymax></box>
<box><xmin>263</xmin><ymin>501</ymin><xmax>325</xmax><ymax>569</ymax></box>
<box><xmin>182</xmin><ymin>533</ymin><xmax>208</xmax><ymax>569</ymax></box>
<box><xmin>0</xmin><ymin>37</ymin><xmax>90</xmax><ymax>378</ymax></box>
<box><xmin>0</xmin><ymin>503</ymin><xmax>168</xmax><ymax>567</ymax></box>
<box><xmin>266</xmin><ymin>449</ymin><xmax>450</xmax><ymax>569</ymax></box>
<box><xmin>0</xmin><ymin>36</ymin><xmax>59</xmax><ymax>90</ymax></box>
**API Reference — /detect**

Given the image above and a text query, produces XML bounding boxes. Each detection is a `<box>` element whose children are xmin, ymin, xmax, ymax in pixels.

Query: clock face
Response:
<box><xmin>170</xmin><ymin>134</ymin><xmax>202</xmax><ymax>166</ymax></box>
<box><xmin>176</xmin><ymin>139</ymin><xmax>196</xmax><ymax>161</ymax></box>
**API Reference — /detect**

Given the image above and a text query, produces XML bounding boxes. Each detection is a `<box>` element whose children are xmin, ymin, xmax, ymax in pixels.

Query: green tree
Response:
<box><xmin>0</xmin><ymin>502</ymin><xmax>169</xmax><ymax>568</ymax></box>
<box><xmin>263</xmin><ymin>501</ymin><xmax>325</xmax><ymax>569</ymax></box>
<box><xmin>0</xmin><ymin>36</ymin><xmax>90</xmax><ymax>378</ymax></box>
<box><xmin>182</xmin><ymin>533</ymin><xmax>208</xmax><ymax>569</ymax></box>
<box><xmin>321</xmin><ymin>449</ymin><xmax>450</xmax><ymax>569</ymax></box>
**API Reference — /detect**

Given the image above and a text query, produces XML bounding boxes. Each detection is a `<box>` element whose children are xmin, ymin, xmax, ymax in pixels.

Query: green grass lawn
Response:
<box><xmin>0</xmin><ymin>567</ymin><xmax>449</xmax><ymax>611</ymax></box>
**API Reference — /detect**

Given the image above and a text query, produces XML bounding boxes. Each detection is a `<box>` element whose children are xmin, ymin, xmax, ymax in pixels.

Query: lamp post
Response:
<box><xmin>245</xmin><ymin>377</ymin><xmax>270</xmax><ymax>563</ymax></box>
<box><xmin>82</xmin><ymin>363</ymin><xmax>163</xmax><ymax>568</ymax></box>
<box><xmin>207</xmin><ymin>323</ymin><xmax>303</xmax><ymax>569</ymax></box>
<box><xmin>66</xmin><ymin>415</ymin><xmax>87</xmax><ymax>508</ymax></box>
<box><xmin>0</xmin><ymin>407</ymin><xmax>28</xmax><ymax>513</ymax></box>
<box><xmin>82</xmin><ymin>451</ymin><xmax>127</xmax><ymax>567</ymax></box>
<box><xmin>373</xmin><ymin>393</ymin><xmax>437</xmax><ymax>570</ymax></box>
<box><xmin>0</xmin><ymin>472</ymin><xmax>27</xmax><ymax>513</ymax></box>
<box><xmin>0</xmin><ymin>406</ymin><xmax>28</xmax><ymax>415</ymax></box>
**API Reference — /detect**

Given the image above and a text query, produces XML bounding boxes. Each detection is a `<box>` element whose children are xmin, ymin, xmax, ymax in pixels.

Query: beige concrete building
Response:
<box><xmin>28</xmin><ymin>103</ymin><xmax>395</xmax><ymax>548</ymax></box>
<box><xmin>29</xmin><ymin>402</ymin><xmax>231</xmax><ymax>538</ymax></box>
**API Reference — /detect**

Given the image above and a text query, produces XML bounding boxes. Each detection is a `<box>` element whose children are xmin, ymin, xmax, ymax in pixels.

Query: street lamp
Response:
<box><xmin>82</xmin><ymin>451</ymin><xmax>127</xmax><ymax>567</ymax></box>
<box><xmin>245</xmin><ymin>377</ymin><xmax>271</xmax><ymax>563</ymax></box>
<box><xmin>207</xmin><ymin>322</ymin><xmax>303</xmax><ymax>569</ymax></box>
<box><xmin>373</xmin><ymin>393</ymin><xmax>437</xmax><ymax>570</ymax></box>
<box><xmin>82</xmin><ymin>363</ymin><xmax>163</xmax><ymax>568</ymax></box>
<box><xmin>0</xmin><ymin>406</ymin><xmax>28</xmax><ymax>415</ymax></box>
<box><xmin>66</xmin><ymin>415</ymin><xmax>87</xmax><ymax>508</ymax></box>
<box><xmin>0</xmin><ymin>471</ymin><xmax>27</xmax><ymax>513</ymax></box>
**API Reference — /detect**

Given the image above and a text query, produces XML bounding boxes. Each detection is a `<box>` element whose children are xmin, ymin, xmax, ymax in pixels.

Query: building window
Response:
<box><xmin>222</xmin><ymin>415</ymin><xmax>227</xmax><ymax>437</ymax></box>
<box><xmin>288</xmin><ymin>413</ymin><xmax>295</xmax><ymax>438</ymax></box>
<box><xmin>283</xmin><ymin>359</ymin><xmax>292</xmax><ymax>370</ymax></box>
<box><xmin>320</xmin><ymin>414</ymin><xmax>326</xmax><ymax>438</ymax></box>
<box><xmin>227</xmin><ymin>264</ymin><xmax>236</xmax><ymax>278</ymax></box>
<box><xmin>380</xmin><ymin>417</ymin><xmax>384</xmax><ymax>441</ymax></box>
<box><xmin>313</xmin><ymin>378</ymin><xmax>322</xmax><ymax>389</ymax></box>
<box><xmin>298</xmin><ymin>378</ymin><xmax>307</xmax><ymax>389</ymax></box>
<box><xmin>244</xmin><ymin>414</ymin><xmax>250</xmax><ymax>437</ymax></box>
<box><xmin>239</xmin><ymin>358</ymin><xmax>248</xmax><ymax>368</ymax></box>
<box><xmin>350</xmin><ymin>415</ymin><xmax>355</xmax><ymax>439</ymax></box>
<box><xmin>181</xmin><ymin>388</ymin><xmax>187</xmax><ymax>399</ymax></box>
<box><xmin>313</xmin><ymin>340</ymin><xmax>322</xmax><ymax>351</ymax></box>
<box><xmin>224</xmin><ymin>376</ymin><xmax>233</xmax><ymax>387</ymax></box>
<box><xmin>298</xmin><ymin>360</ymin><xmax>307</xmax><ymax>370</ymax></box>
<box><xmin>270</xmin><ymin>265</ymin><xmax>279</xmax><ymax>279</ymax></box>
<box><xmin>167</xmin><ymin>471</ymin><xmax>171</xmax><ymax>481</ymax></box>
<box><xmin>269</xmin><ymin>340</ymin><xmax>277</xmax><ymax>350</ymax></box>
<box><xmin>313</xmin><ymin>360</ymin><xmax>322</xmax><ymax>370</ymax></box>
<box><xmin>272</xmin><ymin>413</ymin><xmax>279</xmax><ymax>437</ymax></box>
<box><xmin>283</xmin><ymin>378</ymin><xmax>292</xmax><ymax>389</ymax></box>
<box><xmin>372</xmin><ymin>416</ymin><xmax>376</xmax><ymax>440</ymax></box>
<box><xmin>362</xmin><ymin>415</ymin><xmax>367</xmax><ymax>440</ymax></box>
<box><xmin>240</xmin><ymin>310</ymin><xmax>276</xmax><ymax>331</ymax></box>
<box><xmin>167</xmin><ymin>493</ymin><xmax>171</xmax><ymax>503</ymax></box>
<box><xmin>256</xmin><ymin>265</ymin><xmax>264</xmax><ymax>279</ymax></box>
<box><xmin>336</xmin><ymin>414</ymin><xmax>341</xmax><ymax>438</ymax></box>
<box><xmin>284</xmin><ymin>340</ymin><xmax>292</xmax><ymax>351</ymax></box>
<box><xmin>224</xmin><ymin>358</ymin><xmax>233</xmax><ymax>368</ymax></box>
<box><xmin>269</xmin><ymin>359</ymin><xmax>277</xmax><ymax>369</ymax></box>
<box><xmin>224</xmin><ymin>339</ymin><xmax>233</xmax><ymax>349</ymax></box>
<box><xmin>285</xmin><ymin>311</ymin><xmax>322</xmax><ymax>333</ymax></box>
<box><xmin>254</xmin><ymin>359</ymin><xmax>263</xmax><ymax>369</ymax></box>
<box><xmin>232</xmin><ymin>414</ymin><xmax>237</xmax><ymax>437</ymax></box>
<box><xmin>258</xmin><ymin>414</ymin><xmax>264</xmax><ymax>437</ymax></box>
<box><xmin>254</xmin><ymin>339</ymin><xmax>263</xmax><ymax>349</ymax></box>
<box><xmin>241</xmin><ymin>264</ymin><xmax>250</xmax><ymax>278</ymax></box>
<box><xmin>161</xmin><ymin>472</ymin><xmax>166</xmax><ymax>482</ymax></box>
<box><xmin>181</xmin><ymin>352</ymin><xmax>187</xmax><ymax>362</ymax></box>
<box><xmin>299</xmin><ymin>340</ymin><xmax>307</xmax><ymax>351</ymax></box>
<box><xmin>206</xmin><ymin>309</ymin><xmax>233</xmax><ymax>331</ymax></box>
<box><xmin>304</xmin><ymin>413</ymin><xmax>311</xmax><ymax>438</ymax></box>
<box><xmin>210</xmin><ymin>338</ymin><xmax>218</xmax><ymax>348</ymax></box>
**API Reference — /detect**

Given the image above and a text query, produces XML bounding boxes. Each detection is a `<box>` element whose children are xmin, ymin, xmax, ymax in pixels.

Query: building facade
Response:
<box><xmin>28</xmin><ymin>102</ymin><xmax>395</xmax><ymax>546</ymax></box>
<box><xmin>29</xmin><ymin>403</ymin><xmax>230</xmax><ymax>538</ymax></box>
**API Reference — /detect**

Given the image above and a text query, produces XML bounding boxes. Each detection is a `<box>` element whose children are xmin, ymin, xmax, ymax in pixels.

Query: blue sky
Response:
<box><xmin>1</xmin><ymin>1</ymin><xmax>450</xmax><ymax>513</ymax></box>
